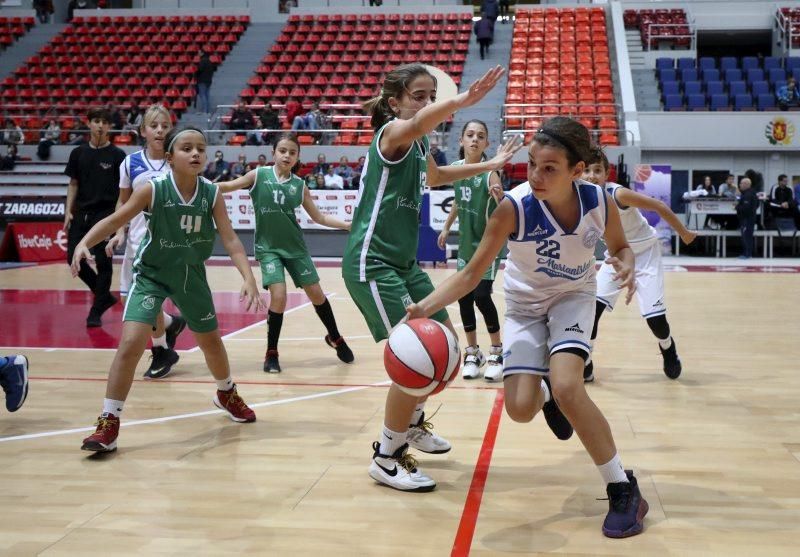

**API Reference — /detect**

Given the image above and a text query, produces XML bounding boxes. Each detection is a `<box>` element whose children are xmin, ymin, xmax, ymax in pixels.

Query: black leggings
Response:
<box><xmin>458</xmin><ymin>279</ymin><xmax>500</xmax><ymax>335</ymax></box>
<box><xmin>591</xmin><ymin>300</ymin><xmax>671</xmax><ymax>341</ymax></box>
<box><xmin>67</xmin><ymin>210</ymin><xmax>113</xmax><ymax>304</ymax></box>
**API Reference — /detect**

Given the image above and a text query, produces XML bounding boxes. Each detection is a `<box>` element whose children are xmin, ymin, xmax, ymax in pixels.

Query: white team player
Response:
<box><xmin>408</xmin><ymin>118</ymin><xmax>650</xmax><ymax>538</ymax></box>
<box><xmin>106</xmin><ymin>104</ymin><xmax>186</xmax><ymax>378</ymax></box>
<box><xmin>582</xmin><ymin>147</ymin><xmax>697</xmax><ymax>382</ymax></box>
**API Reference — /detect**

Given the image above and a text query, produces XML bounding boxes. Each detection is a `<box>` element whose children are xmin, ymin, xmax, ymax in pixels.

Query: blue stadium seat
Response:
<box><xmin>676</xmin><ymin>57</ymin><xmax>695</xmax><ymax>70</ymax></box>
<box><xmin>786</xmin><ymin>57</ymin><xmax>800</xmax><ymax>72</ymax></box>
<box><xmin>741</xmin><ymin>57</ymin><xmax>759</xmax><ymax>71</ymax></box>
<box><xmin>706</xmin><ymin>81</ymin><xmax>724</xmax><ymax>96</ymax></box>
<box><xmin>751</xmin><ymin>81</ymin><xmax>770</xmax><ymax>97</ymax></box>
<box><xmin>734</xmin><ymin>93</ymin><xmax>753</xmax><ymax>111</ymax></box>
<box><xmin>687</xmin><ymin>94</ymin><xmax>706</xmax><ymax>110</ymax></box>
<box><xmin>702</xmin><ymin>68</ymin><xmax>720</xmax><ymax>82</ymax></box>
<box><xmin>659</xmin><ymin>69</ymin><xmax>677</xmax><ymax>82</ymax></box>
<box><xmin>774</xmin><ymin>80</ymin><xmax>787</xmax><ymax>94</ymax></box>
<box><xmin>710</xmin><ymin>93</ymin><xmax>730</xmax><ymax>111</ymax></box>
<box><xmin>792</xmin><ymin>68</ymin><xmax>800</xmax><ymax>81</ymax></box>
<box><xmin>768</xmin><ymin>68</ymin><xmax>786</xmax><ymax>84</ymax></box>
<box><xmin>664</xmin><ymin>94</ymin><xmax>684</xmax><ymax>111</ymax></box>
<box><xmin>723</xmin><ymin>68</ymin><xmax>742</xmax><ymax>83</ymax></box>
<box><xmin>680</xmin><ymin>68</ymin><xmax>698</xmax><ymax>82</ymax></box>
<box><xmin>763</xmin><ymin>57</ymin><xmax>781</xmax><ymax>71</ymax></box>
<box><xmin>684</xmin><ymin>81</ymin><xmax>703</xmax><ymax>96</ymax></box>
<box><xmin>729</xmin><ymin>81</ymin><xmax>747</xmax><ymax>96</ymax></box>
<box><xmin>661</xmin><ymin>81</ymin><xmax>680</xmax><ymax>98</ymax></box>
<box><xmin>656</xmin><ymin>57</ymin><xmax>674</xmax><ymax>73</ymax></box>
<box><xmin>698</xmin><ymin>57</ymin><xmax>716</xmax><ymax>71</ymax></box>
<box><xmin>719</xmin><ymin>57</ymin><xmax>738</xmax><ymax>71</ymax></box>
<box><xmin>756</xmin><ymin>93</ymin><xmax>776</xmax><ymax>111</ymax></box>
<box><xmin>746</xmin><ymin>68</ymin><xmax>764</xmax><ymax>84</ymax></box>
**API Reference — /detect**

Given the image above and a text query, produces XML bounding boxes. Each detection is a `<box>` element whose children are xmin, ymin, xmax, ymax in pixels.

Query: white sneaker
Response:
<box><xmin>461</xmin><ymin>346</ymin><xmax>486</xmax><ymax>379</ymax></box>
<box><xmin>369</xmin><ymin>442</ymin><xmax>436</xmax><ymax>492</ymax></box>
<box><xmin>407</xmin><ymin>412</ymin><xmax>452</xmax><ymax>454</ymax></box>
<box><xmin>484</xmin><ymin>348</ymin><xmax>504</xmax><ymax>382</ymax></box>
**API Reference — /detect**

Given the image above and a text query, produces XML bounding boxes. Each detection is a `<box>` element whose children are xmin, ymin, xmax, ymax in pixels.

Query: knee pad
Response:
<box><xmin>646</xmin><ymin>314</ymin><xmax>671</xmax><ymax>340</ymax></box>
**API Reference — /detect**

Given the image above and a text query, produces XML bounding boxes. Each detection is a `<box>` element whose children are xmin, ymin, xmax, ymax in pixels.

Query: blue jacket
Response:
<box><xmin>481</xmin><ymin>0</ymin><xmax>499</xmax><ymax>18</ymax></box>
<box><xmin>474</xmin><ymin>18</ymin><xmax>494</xmax><ymax>40</ymax></box>
<box><xmin>777</xmin><ymin>83</ymin><xmax>800</xmax><ymax>103</ymax></box>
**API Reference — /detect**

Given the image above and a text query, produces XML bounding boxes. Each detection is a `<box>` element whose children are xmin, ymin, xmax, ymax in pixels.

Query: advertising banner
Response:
<box><xmin>223</xmin><ymin>189</ymin><xmax>357</xmax><ymax>230</ymax></box>
<box><xmin>632</xmin><ymin>164</ymin><xmax>672</xmax><ymax>246</ymax></box>
<box><xmin>0</xmin><ymin>221</ymin><xmax>68</xmax><ymax>262</ymax></box>
<box><xmin>427</xmin><ymin>189</ymin><xmax>459</xmax><ymax>232</ymax></box>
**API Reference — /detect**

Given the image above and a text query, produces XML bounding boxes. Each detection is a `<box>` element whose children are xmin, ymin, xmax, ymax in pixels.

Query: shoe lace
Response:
<box><xmin>413</xmin><ymin>404</ymin><xmax>442</xmax><ymax>435</ymax></box>
<box><xmin>94</xmin><ymin>416</ymin><xmax>115</xmax><ymax>432</ymax></box>
<box><xmin>223</xmin><ymin>389</ymin><xmax>248</xmax><ymax>412</ymax></box>
<box><xmin>396</xmin><ymin>452</ymin><xmax>419</xmax><ymax>473</ymax></box>
<box><xmin>599</xmin><ymin>488</ymin><xmax>632</xmax><ymax>513</ymax></box>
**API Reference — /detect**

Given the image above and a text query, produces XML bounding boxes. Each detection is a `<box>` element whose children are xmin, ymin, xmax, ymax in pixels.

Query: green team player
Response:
<box><xmin>438</xmin><ymin>119</ymin><xmax>505</xmax><ymax>382</ymax></box>
<box><xmin>343</xmin><ymin>64</ymin><xmax>521</xmax><ymax>492</ymax></box>
<box><xmin>218</xmin><ymin>132</ymin><xmax>353</xmax><ymax>373</ymax></box>
<box><xmin>71</xmin><ymin>126</ymin><xmax>264</xmax><ymax>453</ymax></box>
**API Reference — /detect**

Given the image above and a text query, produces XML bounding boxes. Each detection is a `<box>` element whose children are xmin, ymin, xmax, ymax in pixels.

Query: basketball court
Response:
<box><xmin>1</xmin><ymin>258</ymin><xmax>799</xmax><ymax>556</ymax></box>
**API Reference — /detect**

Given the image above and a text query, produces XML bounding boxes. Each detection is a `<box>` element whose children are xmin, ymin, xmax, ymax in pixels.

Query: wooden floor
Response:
<box><xmin>1</xmin><ymin>261</ymin><xmax>799</xmax><ymax>556</ymax></box>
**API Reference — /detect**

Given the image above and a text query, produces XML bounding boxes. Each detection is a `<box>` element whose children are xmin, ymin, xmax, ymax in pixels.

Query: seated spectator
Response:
<box><xmin>259</xmin><ymin>105</ymin><xmax>281</xmax><ymax>145</ymax></box>
<box><xmin>334</xmin><ymin>156</ymin><xmax>354</xmax><ymax>187</ymax></box>
<box><xmin>312</xmin><ymin>153</ymin><xmax>329</xmax><ymax>176</ymax></box>
<box><xmin>285</xmin><ymin>99</ymin><xmax>303</xmax><ymax>128</ymax></box>
<box><xmin>768</xmin><ymin>173</ymin><xmax>796</xmax><ymax>220</ymax></box>
<box><xmin>351</xmin><ymin>155</ymin><xmax>366</xmax><ymax>188</ymax></box>
<box><xmin>324</xmin><ymin>166</ymin><xmax>344</xmax><ymax>190</ymax></box>
<box><xmin>230</xmin><ymin>100</ymin><xmax>256</xmax><ymax>131</ymax></box>
<box><xmin>694</xmin><ymin>175</ymin><xmax>716</xmax><ymax>196</ymax></box>
<box><xmin>2</xmin><ymin>119</ymin><xmax>24</xmax><ymax>146</ymax></box>
<box><xmin>230</xmin><ymin>153</ymin><xmax>248</xmax><ymax>178</ymax></box>
<box><xmin>0</xmin><ymin>144</ymin><xmax>19</xmax><ymax>170</ymax></box>
<box><xmin>777</xmin><ymin>77</ymin><xmax>800</xmax><ymax>111</ymax></box>
<box><xmin>430</xmin><ymin>140</ymin><xmax>447</xmax><ymax>166</ymax></box>
<box><xmin>123</xmin><ymin>106</ymin><xmax>142</xmax><ymax>132</ymax></box>
<box><xmin>256</xmin><ymin>153</ymin><xmax>268</xmax><ymax>167</ymax></box>
<box><xmin>105</xmin><ymin>102</ymin><xmax>123</xmax><ymax>131</ymax></box>
<box><xmin>308</xmin><ymin>173</ymin><xmax>325</xmax><ymax>190</ymax></box>
<box><xmin>718</xmin><ymin>174</ymin><xmax>739</xmax><ymax>198</ymax></box>
<box><xmin>41</xmin><ymin>119</ymin><xmax>61</xmax><ymax>144</ymax></box>
<box><xmin>292</xmin><ymin>102</ymin><xmax>324</xmax><ymax>131</ymax></box>
<box><xmin>204</xmin><ymin>150</ymin><xmax>230</xmax><ymax>182</ymax></box>
<box><xmin>66</xmin><ymin>119</ymin><xmax>86</xmax><ymax>145</ymax></box>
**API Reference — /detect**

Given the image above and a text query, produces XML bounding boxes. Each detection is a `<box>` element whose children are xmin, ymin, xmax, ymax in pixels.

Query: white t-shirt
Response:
<box><xmin>323</xmin><ymin>172</ymin><xmax>344</xmax><ymax>190</ymax></box>
<box><xmin>118</xmin><ymin>149</ymin><xmax>168</xmax><ymax>249</ymax></box>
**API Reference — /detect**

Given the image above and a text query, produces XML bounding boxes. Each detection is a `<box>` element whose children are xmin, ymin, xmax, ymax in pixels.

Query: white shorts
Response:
<box><xmin>503</xmin><ymin>291</ymin><xmax>595</xmax><ymax>377</ymax></box>
<box><xmin>597</xmin><ymin>242</ymin><xmax>666</xmax><ymax>318</ymax></box>
<box><xmin>119</xmin><ymin>240</ymin><xmax>137</xmax><ymax>297</ymax></box>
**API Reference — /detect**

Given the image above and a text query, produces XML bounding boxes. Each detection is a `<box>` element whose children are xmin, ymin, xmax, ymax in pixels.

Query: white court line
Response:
<box><xmin>227</xmin><ymin>334</ymin><xmax>375</xmax><ymax>342</ymax></box>
<box><xmin>0</xmin><ymin>379</ymin><xmax>390</xmax><ymax>444</ymax></box>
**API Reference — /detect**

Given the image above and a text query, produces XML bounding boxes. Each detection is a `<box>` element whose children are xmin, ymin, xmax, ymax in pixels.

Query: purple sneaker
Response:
<box><xmin>602</xmin><ymin>470</ymin><xmax>649</xmax><ymax>538</ymax></box>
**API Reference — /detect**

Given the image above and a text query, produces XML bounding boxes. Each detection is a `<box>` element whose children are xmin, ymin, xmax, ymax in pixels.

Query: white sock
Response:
<box><xmin>102</xmin><ymin>398</ymin><xmax>125</xmax><ymax>417</ymax></box>
<box><xmin>379</xmin><ymin>425</ymin><xmax>407</xmax><ymax>456</ymax></box>
<box><xmin>215</xmin><ymin>376</ymin><xmax>234</xmax><ymax>391</ymax></box>
<box><xmin>163</xmin><ymin>312</ymin><xmax>173</xmax><ymax>328</ymax></box>
<box><xmin>410</xmin><ymin>403</ymin><xmax>425</xmax><ymax>426</ymax></box>
<box><xmin>490</xmin><ymin>344</ymin><xmax>502</xmax><ymax>355</ymax></box>
<box><xmin>597</xmin><ymin>453</ymin><xmax>629</xmax><ymax>484</ymax></box>
<box><xmin>540</xmin><ymin>377</ymin><xmax>552</xmax><ymax>403</ymax></box>
<box><xmin>151</xmin><ymin>334</ymin><xmax>168</xmax><ymax>349</ymax></box>
<box><xmin>658</xmin><ymin>337</ymin><xmax>673</xmax><ymax>350</ymax></box>
<box><xmin>466</xmin><ymin>345</ymin><xmax>479</xmax><ymax>355</ymax></box>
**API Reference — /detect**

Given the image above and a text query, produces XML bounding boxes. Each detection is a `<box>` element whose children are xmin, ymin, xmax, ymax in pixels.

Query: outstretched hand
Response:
<box><xmin>240</xmin><ymin>279</ymin><xmax>266</xmax><ymax>313</ymax></box>
<box><xmin>486</xmin><ymin>134</ymin><xmax>523</xmax><ymax>172</ymax></box>
<box><xmin>606</xmin><ymin>255</ymin><xmax>636</xmax><ymax>305</ymax></box>
<box><xmin>458</xmin><ymin>66</ymin><xmax>506</xmax><ymax>109</ymax></box>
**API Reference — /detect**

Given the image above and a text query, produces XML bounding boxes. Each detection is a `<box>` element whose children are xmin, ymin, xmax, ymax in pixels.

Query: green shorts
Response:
<box><xmin>124</xmin><ymin>264</ymin><xmax>218</xmax><ymax>333</ymax></box>
<box><xmin>259</xmin><ymin>255</ymin><xmax>320</xmax><ymax>289</ymax></box>
<box><xmin>458</xmin><ymin>256</ymin><xmax>501</xmax><ymax>282</ymax></box>
<box><xmin>344</xmin><ymin>264</ymin><xmax>450</xmax><ymax>342</ymax></box>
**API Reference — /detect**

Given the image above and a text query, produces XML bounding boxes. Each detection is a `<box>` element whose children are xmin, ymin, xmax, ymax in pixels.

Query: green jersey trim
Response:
<box><xmin>374</xmin><ymin>120</ymin><xmax>421</xmax><ymax>167</ymax></box>
<box><xmin>359</xmin><ymin>153</ymin><xmax>389</xmax><ymax>282</ymax></box>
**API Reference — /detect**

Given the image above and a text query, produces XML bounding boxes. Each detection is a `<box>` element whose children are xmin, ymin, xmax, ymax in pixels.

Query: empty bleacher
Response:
<box><xmin>777</xmin><ymin>6</ymin><xmax>800</xmax><ymax>48</ymax></box>
<box><xmin>0</xmin><ymin>16</ymin><xmax>34</xmax><ymax>52</ymax></box>
<box><xmin>504</xmin><ymin>6</ymin><xmax>620</xmax><ymax>146</ymax></box>
<box><xmin>623</xmin><ymin>7</ymin><xmax>690</xmax><ymax>50</ymax></box>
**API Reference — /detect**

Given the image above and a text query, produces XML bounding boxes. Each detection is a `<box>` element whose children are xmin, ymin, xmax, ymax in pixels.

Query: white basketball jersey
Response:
<box><xmin>606</xmin><ymin>182</ymin><xmax>657</xmax><ymax>250</ymax></box>
<box><xmin>503</xmin><ymin>180</ymin><xmax>607</xmax><ymax>312</ymax></box>
<box><xmin>118</xmin><ymin>150</ymin><xmax>168</xmax><ymax>248</ymax></box>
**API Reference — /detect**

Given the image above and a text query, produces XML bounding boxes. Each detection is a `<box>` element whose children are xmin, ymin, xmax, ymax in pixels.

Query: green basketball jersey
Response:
<box><xmin>249</xmin><ymin>166</ymin><xmax>308</xmax><ymax>260</ymax></box>
<box><xmin>452</xmin><ymin>160</ymin><xmax>498</xmax><ymax>264</ymax></box>
<box><xmin>134</xmin><ymin>172</ymin><xmax>218</xmax><ymax>273</ymax></box>
<box><xmin>343</xmin><ymin>122</ymin><xmax>429</xmax><ymax>281</ymax></box>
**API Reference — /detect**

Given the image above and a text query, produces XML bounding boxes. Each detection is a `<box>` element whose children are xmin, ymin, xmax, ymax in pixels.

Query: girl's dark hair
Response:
<box><xmin>272</xmin><ymin>132</ymin><xmax>302</xmax><ymax>174</ymax></box>
<box><xmin>533</xmin><ymin>116</ymin><xmax>592</xmax><ymax>167</ymax></box>
<box><xmin>164</xmin><ymin>125</ymin><xmax>206</xmax><ymax>154</ymax></box>
<box><xmin>458</xmin><ymin>119</ymin><xmax>490</xmax><ymax>160</ymax></box>
<box><xmin>362</xmin><ymin>63</ymin><xmax>437</xmax><ymax>131</ymax></box>
<box><xmin>586</xmin><ymin>145</ymin><xmax>609</xmax><ymax>171</ymax></box>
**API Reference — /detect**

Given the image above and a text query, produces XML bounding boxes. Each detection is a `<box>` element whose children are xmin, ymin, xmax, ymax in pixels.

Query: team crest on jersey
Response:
<box><xmin>288</xmin><ymin>185</ymin><xmax>297</xmax><ymax>195</ymax></box>
<box><xmin>201</xmin><ymin>197</ymin><xmax>209</xmax><ymax>212</ymax></box>
<box><xmin>401</xmin><ymin>294</ymin><xmax>413</xmax><ymax>308</ymax></box>
<box><xmin>582</xmin><ymin>227</ymin><xmax>602</xmax><ymax>249</ymax></box>
<box><xmin>265</xmin><ymin>262</ymin><xmax>276</xmax><ymax>274</ymax></box>
<box><xmin>141</xmin><ymin>296</ymin><xmax>155</xmax><ymax>310</ymax></box>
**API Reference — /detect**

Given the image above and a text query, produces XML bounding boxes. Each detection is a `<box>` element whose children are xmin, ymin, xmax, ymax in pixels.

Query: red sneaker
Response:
<box><xmin>81</xmin><ymin>414</ymin><xmax>120</xmax><ymax>452</ymax></box>
<box><xmin>213</xmin><ymin>385</ymin><xmax>256</xmax><ymax>423</ymax></box>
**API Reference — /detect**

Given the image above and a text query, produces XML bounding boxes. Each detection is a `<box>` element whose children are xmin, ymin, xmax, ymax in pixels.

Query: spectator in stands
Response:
<box><xmin>0</xmin><ymin>145</ymin><xmax>18</xmax><ymax>171</ymax></box>
<box><xmin>105</xmin><ymin>103</ymin><xmax>123</xmax><ymax>131</ymax></box>
<box><xmin>777</xmin><ymin>77</ymin><xmax>800</xmax><ymax>111</ymax></box>
<box><xmin>64</xmin><ymin>106</ymin><xmax>126</xmax><ymax>327</ymax></box>
<box><xmin>474</xmin><ymin>14</ymin><xmax>494</xmax><ymax>60</ymax></box>
<box><xmin>40</xmin><ymin>119</ymin><xmax>60</xmax><ymax>144</ymax></box>
<box><xmin>718</xmin><ymin>174</ymin><xmax>739</xmax><ymax>198</ymax></box>
<box><xmin>352</xmin><ymin>155</ymin><xmax>366</xmax><ymax>186</ymax></box>
<box><xmin>334</xmin><ymin>156</ymin><xmax>354</xmax><ymax>188</ymax></box>
<box><xmin>324</xmin><ymin>166</ymin><xmax>344</xmax><ymax>190</ymax></box>
<box><xmin>736</xmin><ymin>178</ymin><xmax>757</xmax><ymax>259</ymax></box>
<box><xmin>285</xmin><ymin>99</ymin><xmax>303</xmax><ymax>129</ymax></box>
<box><xmin>745</xmin><ymin>168</ymin><xmax>764</xmax><ymax>194</ymax></box>
<box><xmin>768</xmin><ymin>174</ymin><xmax>796</xmax><ymax>220</ymax></box>
<box><xmin>33</xmin><ymin>0</ymin><xmax>54</xmax><ymax>23</ymax></box>
<box><xmin>2</xmin><ymin>119</ymin><xmax>24</xmax><ymax>146</ymax></box>
<box><xmin>230</xmin><ymin>100</ymin><xmax>256</xmax><ymax>131</ymax></box>
<box><xmin>196</xmin><ymin>51</ymin><xmax>215</xmax><ymax>114</ymax></box>
<box><xmin>256</xmin><ymin>154</ymin><xmax>268</xmax><ymax>167</ymax></box>
<box><xmin>259</xmin><ymin>105</ymin><xmax>281</xmax><ymax>145</ymax></box>
<box><xmin>66</xmin><ymin>119</ymin><xmax>86</xmax><ymax>145</ymax></box>
<box><xmin>430</xmin><ymin>140</ymin><xmax>448</xmax><ymax>166</ymax></box>
<box><xmin>123</xmin><ymin>106</ymin><xmax>142</xmax><ymax>133</ymax></box>
<box><xmin>291</xmin><ymin>102</ymin><xmax>324</xmax><ymax>131</ymax></box>
<box><xmin>67</xmin><ymin>0</ymin><xmax>93</xmax><ymax>22</ymax></box>
<box><xmin>231</xmin><ymin>153</ymin><xmax>248</xmax><ymax>179</ymax></box>
<box><xmin>694</xmin><ymin>175</ymin><xmax>716</xmax><ymax>195</ymax></box>
<box><xmin>204</xmin><ymin>150</ymin><xmax>230</xmax><ymax>182</ymax></box>
<box><xmin>499</xmin><ymin>0</ymin><xmax>512</xmax><ymax>23</ymax></box>
<box><xmin>368</xmin><ymin>0</ymin><xmax>383</xmax><ymax>6</ymax></box>
<box><xmin>312</xmin><ymin>154</ymin><xmax>329</xmax><ymax>176</ymax></box>
<box><xmin>481</xmin><ymin>0</ymin><xmax>499</xmax><ymax>26</ymax></box>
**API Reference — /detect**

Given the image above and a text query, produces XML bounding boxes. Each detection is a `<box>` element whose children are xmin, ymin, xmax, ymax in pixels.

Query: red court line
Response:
<box><xmin>452</xmin><ymin>389</ymin><xmax>505</xmax><ymax>557</ymax></box>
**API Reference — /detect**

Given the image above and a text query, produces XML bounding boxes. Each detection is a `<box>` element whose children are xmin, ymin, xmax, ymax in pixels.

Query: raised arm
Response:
<box><xmin>602</xmin><ymin>192</ymin><xmax>636</xmax><ymax>305</ymax></box>
<box><xmin>301</xmin><ymin>187</ymin><xmax>350</xmax><ymax>230</ymax></box>
<box><xmin>615</xmin><ymin>187</ymin><xmax>696</xmax><ymax>245</ymax></box>
<box><xmin>212</xmin><ymin>189</ymin><xmax>264</xmax><ymax>312</ymax></box>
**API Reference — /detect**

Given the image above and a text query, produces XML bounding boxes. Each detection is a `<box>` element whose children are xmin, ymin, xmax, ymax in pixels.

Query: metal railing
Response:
<box><xmin>1</xmin><ymin>128</ymin><xmax>140</xmax><ymax>146</ymax></box>
<box><xmin>775</xmin><ymin>10</ymin><xmax>797</xmax><ymax>57</ymax></box>
<box><xmin>642</xmin><ymin>22</ymin><xmax>696</xmax><ymax>52</ymax></box>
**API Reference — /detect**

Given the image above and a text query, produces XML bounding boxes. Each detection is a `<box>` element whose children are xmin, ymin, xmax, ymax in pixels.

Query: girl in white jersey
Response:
<box><xmin>582</xmin><ymin>148</ymin><xmax>696</xmax><ymax>382</ymax></box>
<box><xmin>408</xmin><ymin>117</ymin><xmax>649</xmax><ymax>538</ymax></box>
<box><xmin>106</xmin><ymin>105</ymin><xmax>187</xmax><ymax>379</ymax></box>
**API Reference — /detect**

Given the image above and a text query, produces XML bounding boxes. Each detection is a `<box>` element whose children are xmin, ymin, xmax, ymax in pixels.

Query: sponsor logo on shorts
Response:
<box><xmin>582</xmin><ymin>227</ymin><xmax>602</xmax><ymax>249</ymax></box>
<box><xmin>564</xmin><ymin>322</ymin><xmax>584</xmax><ymax>333</ymax></box>
<box><xmin>142</xmin><ymin>296</ymin><xmax>155</xmax><ymax>310</ymax></box>
<box><xmin>654</xmin><ymin>298</ymin><xmax>664</xmax><ymax>307</ymax></box>
<box><xmin>401</xmin><ymin>294</ymin><xmax>413</xmax><ymax>308</ymax></box>
<box><xmin>300</xmin><ymin>268</ymin><xmax>312</xmax><ymax>276</ymax></box>
<box><xmin>457</xmin><ymin>258</ymin><xmax>466</xmax><ymax>268</ymax></box>
<box><xmin>200</xmin><ymin>312</ymin><xmax>215</xmax><ymax>321</ymax></box>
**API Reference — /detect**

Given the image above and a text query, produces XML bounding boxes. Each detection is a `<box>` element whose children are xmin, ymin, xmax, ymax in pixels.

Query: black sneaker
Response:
<box><xmin>542</xmin><ymin>376</ymin><xmax>573</xmax><ymax>440</ymax></box>
<box><xmin>86</xmin><ymin>307</ymin><xmax>102</xmax><ymax>328</ymax></box>
<box><xmin>659</xmin><ymin>338</ymin><xmax>682</xmax><ymax>379</ymax></box>
<box><xmin>602</xmin><ymin>470</ymin><xmax>649</xmax><ymax>538</ymax></box>
<box><xmin>165</xmin><ymin>314</ymin><xmax>187</xmax><ymax>350</ymax></box>
<box><xmin>87</xmin><ymin>294</ymin><xmax>118</xmax><ymax>327</ymax></box>
<box><xmin>143</xmin><ymin>346</ymin><xmax>179</xmax><ymax>379</ymax></box>
<box><xmin>263</xmin><ymin>349</ymin><xmax>281</xmax><ymax>373</ymax></box>
<box><xmin>325</xmin><ymin>334</ymin><xmax>354</xmax><ymax>363</ymax></box>
<box><xmin>583</xmin><ymin>360</ymin><xmax>594</xmax><ymax>383</ymax></box>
